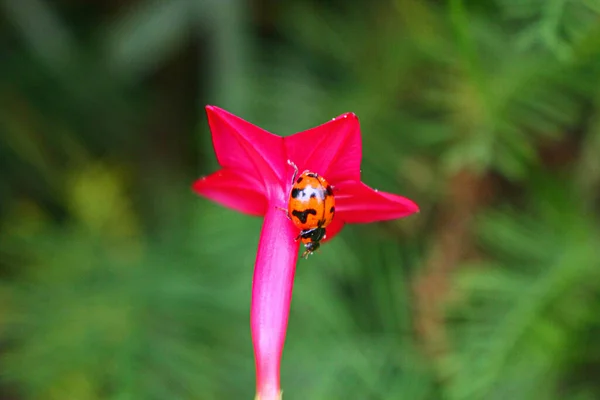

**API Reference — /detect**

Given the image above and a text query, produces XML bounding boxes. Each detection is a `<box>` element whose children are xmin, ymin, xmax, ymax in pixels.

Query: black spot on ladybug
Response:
<box><xmin>292</xmin><ymin>209</ymin><xmax>317</xmax><ymax>224</ymax></box>
<box><xmin>326</xmin><ymin>185</ymin><xmax>333</xmax><ymax>196</ymax></box>
<box><xmin>296</xmin><ymin>177</ymin><xmax>303</xmax><ymax>184</ymax></box>
<box><xmin>291</xmin><ymin>188</ymin><xmax>301</xmax><ymax>198</ymax></box>
<box><xmin>330</xmin><ymin>206</ymin><xmax>335</xmax><ymax>213</ymax></box>
<box><xmin>306</xmin><ymin>172</ymin><xmax>318</xmax><ymax>178</ymax></box>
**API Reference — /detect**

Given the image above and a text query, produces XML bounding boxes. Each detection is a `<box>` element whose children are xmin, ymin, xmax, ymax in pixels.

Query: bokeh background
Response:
<box><xmin>1</xmin><ymin>0</ymin><xmax>600</xmax><ymax>399</ymax></box>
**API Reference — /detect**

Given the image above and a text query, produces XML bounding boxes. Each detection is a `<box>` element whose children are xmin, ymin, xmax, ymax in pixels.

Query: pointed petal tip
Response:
<box><xmin>286</xmin><ymin>111</ymin><xmax>362</xmax><ymax>183</ymax></box>
<box><xmin>334</xmin><ymin>181</ymin><xmax>420</xmax><ymax>223</ymax></box>
<box><xmin>334</xmin><ymin>112</ymin><xmax>358</xmax><ymax>120</ymax></box>
<box><xmin>191</xmin><ymin>176</ymin><xmax>207</xmax><ymax>192</ymax></box>
<box><xmin>205</xmin><ymin>104</ymin><xmax>226</xmax><ymax>117</ymax></box>
<box><xmin>205</xmin><ymin>105</ymin><xmax>235</xmax><ymax>119</ymax></box>
<box><xmin>387</xmin><ymin>194</ymin><xmax>420</xmax><ymax>217</ymax></box>
<box><xmin>405</xmin><ymin>198</ymin><xmax>420</xmax><ymax>214</ymax></box>
<box><xmin>203</xmin><ymin>105</ymin><xmax>287</xmax><ymax>183</ymax></box>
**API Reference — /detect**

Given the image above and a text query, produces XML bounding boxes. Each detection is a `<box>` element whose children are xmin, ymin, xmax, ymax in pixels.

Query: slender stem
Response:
<box><xmin>251</xmin><ymin>205</ymin><xmax>299</xmax><ymax>400</ymax></box>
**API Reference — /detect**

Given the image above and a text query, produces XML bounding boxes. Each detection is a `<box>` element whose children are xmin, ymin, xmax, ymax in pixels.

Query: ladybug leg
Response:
<box><xmin>287</xmin><ymin>159</ymin><xmax>299</xmax><ymax>185</ymax></box>
<box><xmin>275</xmin><ymin>206</ymin><xmax>291</xmax><ymax>220</ymax></box>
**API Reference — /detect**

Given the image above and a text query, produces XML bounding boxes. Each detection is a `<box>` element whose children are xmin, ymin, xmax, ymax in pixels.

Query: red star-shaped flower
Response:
<box><xmin>193</xmin><ymin>106</ymin><xmax>418</xmax><ymax>400</ymax></box>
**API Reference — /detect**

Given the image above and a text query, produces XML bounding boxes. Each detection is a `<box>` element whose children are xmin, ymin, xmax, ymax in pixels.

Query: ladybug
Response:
<box><xmin>284</xmin><ymin>160</ymin><xmax>335</xmax><ymax>259</ymax></box>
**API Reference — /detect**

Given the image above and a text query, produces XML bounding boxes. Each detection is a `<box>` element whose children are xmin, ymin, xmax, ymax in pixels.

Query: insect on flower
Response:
<box><xmin>281</xmin><ymin>160</ymin><xmax>335</xmax><ymax>259</ymax></box>
<box><xmin>193</xmin><ymin>106</ymin><xmax>419</xmax><ymax>400</ymax></box>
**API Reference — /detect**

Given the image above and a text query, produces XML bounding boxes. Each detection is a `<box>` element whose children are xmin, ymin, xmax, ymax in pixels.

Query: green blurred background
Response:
<box><xmin>1</xmin><ymin>0</ymin><xmax>600</xmax><ymax>399</ymax></box>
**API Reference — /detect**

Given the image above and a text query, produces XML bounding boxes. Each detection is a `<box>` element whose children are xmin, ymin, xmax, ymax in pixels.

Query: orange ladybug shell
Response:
<box><xmin>287</xmin><ymin>171</ymin><xmax>335</xmax><ymax>231</ymax></box>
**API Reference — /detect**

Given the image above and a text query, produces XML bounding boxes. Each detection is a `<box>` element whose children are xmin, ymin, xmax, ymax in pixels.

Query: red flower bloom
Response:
<box><xmin>193</xmin><ymin>106</ymin><xmax>418</xmax><ymax>400</ymax></box>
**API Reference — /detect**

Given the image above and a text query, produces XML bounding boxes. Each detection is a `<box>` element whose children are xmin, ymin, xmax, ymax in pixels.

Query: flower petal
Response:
<box><xmin>252</xmin><ymin>206</ymin><xmax>300</xmax><ymax>399</ymax></box>
<box><xmin>284</xmin><ymin>113</ymin><xmax>361</xmax><ymax>183</ymax></box>
<box><xmin>334</xmin><ymin>181</ymin><xmax>419</xmax><ymax>223</ymax></box>
<box><xmin>323</xmin><ymin>218</ymin><xmax>344</xmax><ymax>243</ymax></box>
<box><xmin>192</xmin><ymin>168</ymin><xmax>267</xmax><ymax>216</ymax></box>
<box><xmin>206</xmin><ymin>106</ymin><xmax>287</xmax><ymax>190</ymax></box>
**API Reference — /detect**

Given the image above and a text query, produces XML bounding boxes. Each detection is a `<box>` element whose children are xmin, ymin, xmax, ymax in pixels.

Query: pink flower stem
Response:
<box><xmin>251</xmin><ymin>204</ymin><xmax>300</xmax><ymax>400</ymax></box>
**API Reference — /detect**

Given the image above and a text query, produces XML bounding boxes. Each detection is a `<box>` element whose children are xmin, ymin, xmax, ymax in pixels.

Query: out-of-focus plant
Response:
<box><xmin>1</xmin><ymin>0</ymin><xmax>600</xmax><ymax>399</ymax></box>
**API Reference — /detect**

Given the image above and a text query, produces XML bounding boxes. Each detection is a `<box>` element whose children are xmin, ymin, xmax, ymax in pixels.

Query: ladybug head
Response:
<box><xmin>301</xmin><ymin>240</ymin><xmax>320</xmax><ymax>259</ymax></box>
<box><xmin>299</xmin><ymin>227</ymin><xmax>326</xmax><ymax>259</ymax></box>
<box><xmin>304</xmin><ymin>240</ymin><xmax>320</xmax><ymax>252</ymax></box>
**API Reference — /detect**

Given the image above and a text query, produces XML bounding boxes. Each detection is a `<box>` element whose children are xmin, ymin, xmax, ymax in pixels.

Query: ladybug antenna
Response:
<box><xmin>287</xmin><ymin>159</ymin><xmax>299</xmax><ymax>184</ymax></box>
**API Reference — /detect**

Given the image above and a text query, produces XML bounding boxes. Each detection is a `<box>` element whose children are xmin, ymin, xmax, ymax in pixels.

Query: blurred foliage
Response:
<box><xmin>1</xmin><ymin>0</ymin><xmax>600</xmax><ymax>399</ymax></box>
